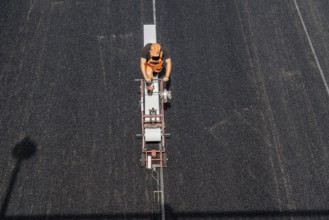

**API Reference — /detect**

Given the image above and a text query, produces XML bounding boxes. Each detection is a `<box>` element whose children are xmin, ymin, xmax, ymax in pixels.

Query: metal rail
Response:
<box><xmin>151</xmin><ymin>158</ymin><xmax>165</xmax><ymax>219</ymax></box>
<box><xmin>159</xmin><ymin>166</ymin><xmax>165</xmax><ymax>220</ymax></box>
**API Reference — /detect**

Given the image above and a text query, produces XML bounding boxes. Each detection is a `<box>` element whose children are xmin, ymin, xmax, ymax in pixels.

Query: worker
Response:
<box><xmin>140</xmin><ymin>43</ymin><xmax>172</xmax><ymax>95</ymax></box>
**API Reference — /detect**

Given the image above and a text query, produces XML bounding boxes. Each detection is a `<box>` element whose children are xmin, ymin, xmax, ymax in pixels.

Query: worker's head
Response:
<box><xmin>150</xmin><ymin>43</ymin><xmax>161</xmax><ymax>57</ymax></box>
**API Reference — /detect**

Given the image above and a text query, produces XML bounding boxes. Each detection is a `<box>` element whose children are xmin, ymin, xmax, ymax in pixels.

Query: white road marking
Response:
<box><xmin>143</xmin><ymin>1</ymin><xmax>165</xmax><ymax>219</ymax></box>
<box><xmin>293</xmin><ymin>0</ymin><xmax>329</xmax><ymax>97</ymax></box>
<box><xmin>152</xmin><ymin>0</ymin><xmax>156</xmax><ymax>25</ymax></box>
<box><xmin>143</xmin><ymin>0</ymin><xmax>157</xmax><ymax>45</ymax></box>
<box><xmin>143</xmin><ymin>24</ymin><xmax>157</xmax><ymax>45</ymax></box>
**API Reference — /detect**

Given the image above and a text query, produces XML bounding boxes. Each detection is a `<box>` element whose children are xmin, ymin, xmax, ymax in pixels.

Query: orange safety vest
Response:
<box><xmin>146</xmin><ymin>50</ymin><xmax>164</xmax><ymax>73</ymax></box>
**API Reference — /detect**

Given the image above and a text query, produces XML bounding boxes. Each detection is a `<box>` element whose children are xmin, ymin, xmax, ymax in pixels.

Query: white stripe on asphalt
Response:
<box><xmin>143</xmin><ymin>1</ymin><xmax>166</xmax><ymax>220</ymax></box>
<box><xmin>293</xmin><ymin>0</ymin><xmax>329</xmax><ymax>97</ymax></box>
<box><xmin>143</xmin><ymin>24</ymin><xmax>156</xmax><ymax>45</ymax></box>
<box><xmin>152</xmin><ymin>0</ymin><xmax>156</xmax><ymax>25</ymax></box>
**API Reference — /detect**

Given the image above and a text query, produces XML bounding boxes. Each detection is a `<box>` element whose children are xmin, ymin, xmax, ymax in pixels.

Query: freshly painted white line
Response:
<box><xmin>143</xmin><ymin>24</ymin><xmax>157</xmax><ymax>45</ymax></box>
<box><xmin>293</xmin><ymin>0</ymin><xmax>329</xmax><ymax>97</ymax></box>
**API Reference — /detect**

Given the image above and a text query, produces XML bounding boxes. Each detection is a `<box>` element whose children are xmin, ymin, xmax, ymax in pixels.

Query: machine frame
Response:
<box><xmin>137</xmin><ymin>78</ymin><xmax>168</xmax><ymax>169</ymax></box>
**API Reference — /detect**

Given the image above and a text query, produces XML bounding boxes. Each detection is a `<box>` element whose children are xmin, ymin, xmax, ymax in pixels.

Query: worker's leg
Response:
<box><xmin>145</xmin><ymin>65</ymin><xmax>154</xmax><ymax>91</ymax></box>
<box><xmin>157</xmin><ymin>67</ymin><xmax>170</xmax><ymax>90</ymax></box>
<box><xmin>164</xmin><ymin>76</ymin><xmax>171</xmax><ymax>90</ymax></box>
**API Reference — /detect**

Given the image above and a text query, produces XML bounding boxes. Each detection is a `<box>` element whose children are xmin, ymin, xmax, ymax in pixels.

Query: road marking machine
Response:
<box><xmin>135</xmin><ymin>76</ymin><xmax>171</xmax><ymax>203</ymax></box>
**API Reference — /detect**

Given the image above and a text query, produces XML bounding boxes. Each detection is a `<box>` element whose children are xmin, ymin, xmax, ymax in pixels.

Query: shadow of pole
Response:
<box><xmin>1</xmin><ymin>138</ymin><xmax>329</xmax><ymax>219</ymax></box>
<box><xmin>2</xmin><ymin>208</ymin><xmax>329</xmax><ymax>220</ymax></box>
<box><xmin>0</xmin><ymin>137</ymin><xmax>37</xmax><ymax>218</ymax></box>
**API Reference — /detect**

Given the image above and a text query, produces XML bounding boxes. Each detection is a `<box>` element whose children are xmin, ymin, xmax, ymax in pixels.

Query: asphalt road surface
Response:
<box><xmin>1</xmin><ymin>0</ymin><xmax>329</xmax><ymax>219</ymax></box>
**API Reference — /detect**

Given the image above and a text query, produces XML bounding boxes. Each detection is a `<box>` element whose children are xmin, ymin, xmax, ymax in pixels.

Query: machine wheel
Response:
<box><xmin>140</xmin><ymin>153</ymin><xmax>145</xmax><ymax>167</ymax></box>
<box><xmin>162</xmin><ymin>153</ymin><xmax>168</xmax><ymax>167</ymax></box>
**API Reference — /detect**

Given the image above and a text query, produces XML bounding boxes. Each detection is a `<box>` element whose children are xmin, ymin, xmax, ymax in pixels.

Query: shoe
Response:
<box><xmin>147</xmin><ymin>89</ymin><xmax>153</xmax><ymax>96</ymax></box>
<box><xmin>146</xmin><ymin>84</ymin><xmax>154</xmax><ymax>91</ymax></box>
<box><xmin>160</xmin><ymin>89</ymin><xmax>172</xmax><ymax>103</ymax></box>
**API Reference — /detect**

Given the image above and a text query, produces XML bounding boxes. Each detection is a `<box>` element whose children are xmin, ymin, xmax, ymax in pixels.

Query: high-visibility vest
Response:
<box><xmin>146</xmin><ymin>50</ymin><xmax>164</xmax><ymax>73</ymax></box>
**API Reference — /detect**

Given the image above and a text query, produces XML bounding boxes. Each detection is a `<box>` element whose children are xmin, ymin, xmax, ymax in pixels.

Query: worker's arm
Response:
<box><xmin>140</xmin><ymin>58</ymin><xmax>151</xmax><ymax>82</ymax></box>
<box><xmin>163</xmin><ymin>58</ymin><xmax>172</xmax><ymax>82</ymax></box>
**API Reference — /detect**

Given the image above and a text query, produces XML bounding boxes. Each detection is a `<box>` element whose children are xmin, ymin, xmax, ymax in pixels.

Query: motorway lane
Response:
<box><xmin>0</xmin><ymin>0</ymin><xmax>161</xmax><ymax>218</ymax></box>
<box><xmin>157</xmin><ymin>0</ymin><xmax>329</xmax><ymax>218</ymax></box>
<box><xmin>1</xmin><ymin>0</ymin><xmax>329</xmax><ymax>219</ymax></box>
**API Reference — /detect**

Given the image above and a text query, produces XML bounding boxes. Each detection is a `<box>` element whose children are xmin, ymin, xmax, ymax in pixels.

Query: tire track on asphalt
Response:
<box><xmin>234</xmin><ymin>0</ymin><xmax>295</xmax><ymax>210</ymax></box>
<box><xmin>96</xmin><ymin>36</ymin><xmax>108</xmax><ymax>95</ymax></box>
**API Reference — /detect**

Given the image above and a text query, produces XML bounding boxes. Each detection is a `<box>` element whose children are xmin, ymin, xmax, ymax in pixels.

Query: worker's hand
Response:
<box><xmin>145</xmin><ymin>77</ymin><xmax>152</xmax><ymax>82</ymax></box>
<box><xmin>163</xmin><ymin>76</ymin><xmax>169</xmax><ymax>82</ymax></box>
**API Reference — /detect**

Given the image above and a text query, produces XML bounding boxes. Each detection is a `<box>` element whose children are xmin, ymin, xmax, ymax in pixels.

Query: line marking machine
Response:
<box><xmin>135</xmin><ymin>76</ymin><xmax>171</xmax><ymax>201</ymax></box>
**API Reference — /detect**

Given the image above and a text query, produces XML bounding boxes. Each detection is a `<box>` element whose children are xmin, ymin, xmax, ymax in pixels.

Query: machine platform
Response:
<box><xmin>136</xmin><ymin>77</ymin><xmax>170</xmax><ymax>169</ymax></box>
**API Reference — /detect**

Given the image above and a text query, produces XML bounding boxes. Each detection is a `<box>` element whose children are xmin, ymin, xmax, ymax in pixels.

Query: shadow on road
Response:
<box><xmin>0</xmin><ymin>137</ymin><xmax>37</xmax><ymax>218</ymax></box>
<box><xmin>1</xmin><ymin>205</ymin><xmax>329</xmax><ymax>219</ymax></box>
<box><xmin>1</xmin><ymin>138</ymin><xmax>328</xmax><ymax>219</ymax></box>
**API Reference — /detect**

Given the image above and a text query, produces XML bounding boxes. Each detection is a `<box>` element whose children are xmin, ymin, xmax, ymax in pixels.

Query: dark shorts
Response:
<box><xmin>146</xmin><ymin>67</ymin><xmax>166</xmax><ymax>86</ymax></box>
<box><xmin>145</xmin><ymin>67</ymin><xmax>171</xmax><ymax>90</ymax></box>
<box><xmin>153</xmin><ymin>67</ymin><xmax>166</xmax><ymax>78</ymax></box>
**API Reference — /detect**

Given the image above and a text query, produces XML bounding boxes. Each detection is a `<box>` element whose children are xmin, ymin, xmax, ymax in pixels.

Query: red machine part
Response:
<box><xmin>139</xmin><ymin>80</ymin><xmax>166</xmax><ymax>168</ymax></box>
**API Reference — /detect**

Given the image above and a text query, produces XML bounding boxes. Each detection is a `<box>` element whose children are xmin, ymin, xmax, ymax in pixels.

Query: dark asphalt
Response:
<box><xmin>1</xmin><ymin>0</ymin><xmax>329</xmax><ymax>219</ymax></box>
